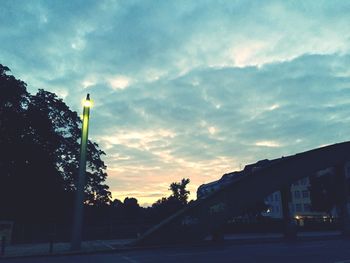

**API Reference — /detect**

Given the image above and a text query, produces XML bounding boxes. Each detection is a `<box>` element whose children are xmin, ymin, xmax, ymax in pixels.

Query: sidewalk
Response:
<box><xmin>0</xmin><ymin>231</ymin><xmax>343</xmax><ymax>259</ymax></box>
<box><xmin>0</xmin><ymin>238</ymin><xmax>133</xmax><ymax>258</ymax></box>
<box><xmin>224</xmin><ymin>230</ymin><xmax>342</xmax><ymax>241</ymax></box>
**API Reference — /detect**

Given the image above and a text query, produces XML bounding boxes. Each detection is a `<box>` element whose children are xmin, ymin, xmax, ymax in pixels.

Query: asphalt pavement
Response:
<box><xmin>2</xmin><ymin>238</ymin><xmax>350</xmax><ymax>263</ymax></box>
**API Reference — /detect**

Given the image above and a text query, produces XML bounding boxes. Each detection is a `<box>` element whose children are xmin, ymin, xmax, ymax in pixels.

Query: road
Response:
<box><xmin>2</xmin><ymin>239</ymin><xmax>350</xmax><ymax>263</ymax></box>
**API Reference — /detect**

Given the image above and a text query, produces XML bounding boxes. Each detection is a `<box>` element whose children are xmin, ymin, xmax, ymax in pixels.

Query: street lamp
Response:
<box><xmin>71</xmin><ymin>94</ymin><xmax>91</xmax><ymax>251</ymax></box>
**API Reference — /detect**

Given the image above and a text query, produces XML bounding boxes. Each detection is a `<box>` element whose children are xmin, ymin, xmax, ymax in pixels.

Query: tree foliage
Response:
<box><xmin>169</xmin><ymin>178</ymin><xmax>190</xmax><ymax>205</ymax></box>
<box><xmin>151</xmin><ymin>178</ymin><xmax>191</xmax><ymax>221</ymax></box>
<box><xmin>0</xmin><ymin>64</ymin><xmax>111</xmax><ymax>222</ymax></box>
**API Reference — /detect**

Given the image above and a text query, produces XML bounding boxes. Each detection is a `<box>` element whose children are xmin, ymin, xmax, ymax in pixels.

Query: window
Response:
<box><xmin>295</xmin><ymin>203</ymin><xmax>302</xmax><ymax>212</ymax></box>
<box><xmin>275</xmin><ymin>206</ymin><xmax>279</xmax><ymax>212</ymax></box>
<box><xmin>302</xmin><ymin>190</ymin><xmax>309</xmax><ymax>198</ymax></box>
<box><xmin>294</xmin><ymin>190</ymin><xmax>300</xmax><ymax>199</ymax></box>
<box><xmin>274</xmin><ymin>193</ymin><xmax>279</xmax><ymax>201</ymax></box>
<box><xmin>304</xmin><ymin>204</ymin><xmax>311</xmax><ymax>212</ymax></box>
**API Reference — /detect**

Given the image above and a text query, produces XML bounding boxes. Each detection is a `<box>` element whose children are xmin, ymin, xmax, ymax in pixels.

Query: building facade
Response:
<box><xmin>262</xmin><ymin>176</ymin><xmax>313</xmax><ymax>219</ymax></box>
<box><xmin>197</xmin><ymin>162</ymin><xmax>334</xmax><ymax>222</ymax></box>
<box><xmin>262</xmin><ymin>168</ymin><xmax>334</xmax><ymax>222</ymax></box>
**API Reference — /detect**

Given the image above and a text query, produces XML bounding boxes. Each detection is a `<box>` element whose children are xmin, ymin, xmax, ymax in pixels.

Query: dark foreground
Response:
<box><xmin>3</xmin><ymin>238</ymin><xmax>350</xmax><ymax>263</ymax></box>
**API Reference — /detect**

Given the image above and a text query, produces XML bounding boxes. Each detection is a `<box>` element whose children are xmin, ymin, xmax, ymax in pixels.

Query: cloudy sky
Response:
<box><xmin>1</xmin><ymin>0</ymin><xmax>350</xmax><ymax>206</ymax></box>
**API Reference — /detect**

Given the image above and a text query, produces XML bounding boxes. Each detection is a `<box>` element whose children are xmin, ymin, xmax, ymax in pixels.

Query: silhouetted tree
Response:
<box><xmin>0</xmin><ymin>64</ymin><xmax>111</xmax><ymax>224</ymax></box>
<box><xmin>169</xmin><ymin>178</ymin><xmax>190</xmax><ymax>205</ymax></box>
<box><xmin>30</xmin><ymin>89</ymin><xmax>111</xmax><ymax>205</ymax></box>
<box><xmin>151</xmin><ymin>178</ymin><xmax>191</xmax><ymax>221</ymax></box>
<box><xmin>0</xmin><ymin>64</ymin><xmax>40</xmax><ymax>221</ymax></box>
<box><xmin>124</xmin><ymin>197</ymin><xmax>139</xmax><ymax>208</ymax></box>
<box><xmin>123</xmin><ymin>197</ymin><xmax>141</xmax><ymax>220</ymax></box>
<box><xmin>111</xmin><ymin>198</ymin><xmax>123</xmax><ymax>208</ymax></box>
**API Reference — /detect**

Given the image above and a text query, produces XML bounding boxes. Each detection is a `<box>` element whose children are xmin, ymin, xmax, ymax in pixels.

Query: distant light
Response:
<box><xmin>295</xmin><ymin>215</ymin><xmax>300</xmax><ymax>220</ymax></box>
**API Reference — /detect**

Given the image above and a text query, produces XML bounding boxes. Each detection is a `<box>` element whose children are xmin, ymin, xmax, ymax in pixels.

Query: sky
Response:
<box><xmin>1</xmin><ymin>0</ymin><xmax>350</xmax><ymax>206</ymax></box>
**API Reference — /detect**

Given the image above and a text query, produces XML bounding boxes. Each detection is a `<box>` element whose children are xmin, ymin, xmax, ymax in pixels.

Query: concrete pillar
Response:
<box><xmin>336</xmin><ymin>162</ymin><xmax>350</xmax><ymax>236</ymax></box>
<box><xmin>280</xmin><ymin>186</ymin><xmax>297</xmax><ymax>239</ymax></box>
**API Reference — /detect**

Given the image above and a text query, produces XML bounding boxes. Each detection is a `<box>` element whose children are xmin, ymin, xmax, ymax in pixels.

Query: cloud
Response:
<box><xmin>87</xmin><ymin>53</ymin><xmax>350</xmax><ymax>204</ymax></box>
<box><xmin>255</xmin><ymin>141</ymin><xmax>282</xmax><ymax>148</ymax></box>
<box><xmin>1</xmin><ymin>1</ymin><xmax>350</xmax><ymax>205</ymax></box>
<box><xmin>108</xmin><ymin>75</ymin><xmax>132</xmax><ymax>90</ymax></box>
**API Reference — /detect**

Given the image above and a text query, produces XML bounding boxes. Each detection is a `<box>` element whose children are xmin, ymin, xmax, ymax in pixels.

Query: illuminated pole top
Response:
<box><xmin>84</xmin><ymin>93</ymin><xmax>92</xmax><ymax>108</ymax></box>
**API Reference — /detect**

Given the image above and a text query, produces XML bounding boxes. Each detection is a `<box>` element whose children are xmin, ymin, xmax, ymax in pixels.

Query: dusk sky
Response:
<box><xmin>1</xmin><ymin>1</ymin><xmax>350</xmax><ymax>206</ymax></box>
